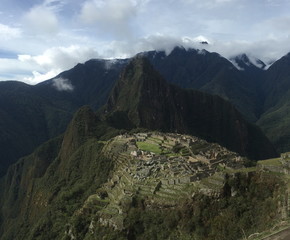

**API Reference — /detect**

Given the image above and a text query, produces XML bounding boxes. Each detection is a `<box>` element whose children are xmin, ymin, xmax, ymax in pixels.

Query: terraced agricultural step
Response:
<box><xmin>153</xmin><ymin>192</ymin><xmax>180</xmax><ymax>203</ymax></box>
<box><xmin>138</xmin><ymin>189</ymin><xmax>154</xmax><ymax>196</ymax></box>
<box><xmin>207</xmin><ymin>178</ymin><xmax>224</xmax><ymax>186</ymax></box>
<box><xmin>164</xmin><ymin>183</ymin><xmax>187</xmax><ymax>191</ymax></box>
<box><xmin>158</xmin><ymin>186</ymin><xmax>188</xmax><ymax>196</ymax></box>
<box><xmin>100</xmin><ymin>205</ymin><xmax>120</xmax><ymax>215</ymax></box>
<box><xmin>158</xmin><ymin>186</ymin><xmax>190</xmax><ymax>198</ymax></box>
<box><xmin>107</xmin><ymin>192</ymin><xmax>121</xmax><ymax>202</ymax></box>
<box><xmin>155</xmin><ymin>187</ymin><xmax>183</xmax><ymax>198</ymax></box>
<box><xmin>108</xmin><ymin>187</ymin><xmax>124</xmax><ymax>200</ymax></box>
<box><xmin>137</xmin><ymin>185</ymin><xmax>154</xmax><ymax>193</ymax></box>
<box><xmin>199</xmin><ymin>179</ymin><xmax>223</xmax><ymax>190</ymax></box>
<box><xmin>148</xmin><ymin>137</ymin><xmax>163</xmax><ymax>144</ymax></box>
<box><xmin>120</xmin><ymin>173</ymin><xmax>133</xmax><ymax>184</ymax></box>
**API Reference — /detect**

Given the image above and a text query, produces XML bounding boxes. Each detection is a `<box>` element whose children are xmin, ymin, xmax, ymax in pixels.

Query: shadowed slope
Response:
<box><xmin>105</xmin><ymin>56</ymin><xmax>277</xmax><ymax>160</ymax></box>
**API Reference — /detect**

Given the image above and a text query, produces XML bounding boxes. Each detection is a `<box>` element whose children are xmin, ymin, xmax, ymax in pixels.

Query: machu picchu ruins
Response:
<box><xmin>90</xmin><ymin>132</ymin><xmax>247</xmax><ymax>230</ymax></box>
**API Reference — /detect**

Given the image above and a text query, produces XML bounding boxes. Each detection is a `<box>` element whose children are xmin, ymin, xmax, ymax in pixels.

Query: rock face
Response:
<box><xmin>105</xmin><ymin>56</ymin><xmax>278</xmax><ymax>160</ymax></box>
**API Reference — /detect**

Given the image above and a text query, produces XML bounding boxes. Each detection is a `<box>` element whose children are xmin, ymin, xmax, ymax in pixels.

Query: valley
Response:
<box><xmin>1</xmin><ymin>1</ymin><xmax>290</xmax><ymax>239</ymax></box>
<box><xmin>2</xmin><ymin>47</ymin><xmax>290</xmax><ymax>176</ymax></box>
<box><xmin>0</xmin><ymin>49</ymin><xmax>290</xmax><ymax>239</ymax></box>
<box><xmin>0</xmin><ymin>105</ymin><xmax>287</xmax><ymax>240</ymax></box>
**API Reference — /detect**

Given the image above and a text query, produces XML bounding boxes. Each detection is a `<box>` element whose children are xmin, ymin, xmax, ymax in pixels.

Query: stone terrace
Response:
<box><xmin>95</xmin><ymin>132</ymin><xmax>246</xmax><ymax>230</ymax></box>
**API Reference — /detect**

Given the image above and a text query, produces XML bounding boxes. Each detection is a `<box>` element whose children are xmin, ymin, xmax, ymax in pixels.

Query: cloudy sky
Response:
<box><xmin>1</xmin><ymin>0</ymin><xmax>290</xmax><ymax>84</ymax></box>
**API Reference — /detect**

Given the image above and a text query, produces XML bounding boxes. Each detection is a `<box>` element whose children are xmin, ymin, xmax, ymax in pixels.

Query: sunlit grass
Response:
<box><xmin>136</xmin><ymin>141</ymin><xmax>162</xmax><ymax>154</ymax></box>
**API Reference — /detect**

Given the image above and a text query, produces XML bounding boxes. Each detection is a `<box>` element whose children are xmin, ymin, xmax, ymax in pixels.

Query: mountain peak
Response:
<box><xmin>105</xmin><ymin>56</ymin><xmax>167</xmax><ymax>129</ymax></box>
<box><xmin>237</xmin><ymin>53</ymin><xmax>250</xmax><ymax>63</ymax></box>
<box><xmin>60</xmin><ymin>106</ymin><xmax>99</xmax><ymax>159</ymax></box>
<box><xmin>231</xmin><ymin>54</ymin><xmax>266</xmax><ymax>70</ymax></box>
<box><xmin>104</xmin><ymin>57</ymin><xmax>277</xmax><ymax>160</ymax></box>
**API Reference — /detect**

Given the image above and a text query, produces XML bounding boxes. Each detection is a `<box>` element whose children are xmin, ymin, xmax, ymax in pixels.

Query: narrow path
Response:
<box><xmin>261</xmin><ymin>227</ymin><xmax>290</xmax><ymax>240</ymax></box>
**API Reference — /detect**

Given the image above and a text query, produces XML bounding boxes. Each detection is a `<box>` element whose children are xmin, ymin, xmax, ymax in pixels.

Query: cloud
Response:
<box><xmin>182</xmin><ymin>0</ymin><xmax>236</xmax><ymax>8</ymax></box>
<box><xmin>79</xmin><ymin>0</ymin><xmax>144</xmax><ymax>39</ymax></box>
<box><xmin>52</xmin><ymin>77</ymin><xmax>74</xmax><ymax>91</ymax></box>
<box><xmin>102</xmin><ymin>34</ymin><xmax>205</xmax><ymax>57</ymax></box>
<box><xmin>23</xmin><ymin>2</ymin><xmax>59</xmax><ymax>35</ymax></box>
<box><xmin>205</xmin><ymin>37</ymin><xmax>290</xmax><ymax>63</ymax></box>
<box><xmin>23</xmin><ymin>70</ymin><xmax>62</xmax><ymax>85</ymax></box>
<box><xmin>19</xmin><ymin>45</ymin><xmax>99</xmax><ymax>70</ymax></box>
<box><xmin>2</xmin><ymin>0</ymin><xmax>290</xmax><ymax>84</ymax></box>
<box><xmin>102</xmin><ymin>33</ymin><xmax>290</xmax><ymax>64</ymax></box>
<box><xmin>18</xmin><ymin>45</ymin><xmax>100</xmax><ymax>84</ymax></box>
<box><xmin>0</xmin><ymin>57</ymin><xmax>38</xmax><ymax>82</ymax></box>
<box><xmin>256</xmin><ymin>16</ymin><xmax>290</xmax><ymax>38</ymax></box>
<box><xmin>0</xmin><ymin>23</ymin><xmax>21</xmax><ymax>40</ymax></box>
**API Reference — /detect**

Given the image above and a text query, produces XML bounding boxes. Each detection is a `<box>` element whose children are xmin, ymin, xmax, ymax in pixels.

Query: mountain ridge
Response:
<box><xmin>0</xmin><ymin>104</ymin><xmax>286</xmax><ymax>240</ymax></box>
<box><xmin>1</xmin><ymin>47</ymin><xmax>290</xmax><ymax>176</ymax></box>
<box><xmin>104</xmin><ymin>56</ymin><xmax>277</xmax><ymax>160</ymax></box>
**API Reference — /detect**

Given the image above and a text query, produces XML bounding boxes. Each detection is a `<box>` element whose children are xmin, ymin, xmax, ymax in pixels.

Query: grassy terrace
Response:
<box><xmin>258</xmin><ymin>158</ymin><xmax>282</xmax><ymax>166</ymax></box>
<box><xmin>224</xmin><ymin>166</ymin><xmax>257</xmax><ymax>174</ymax></box>
<box><xmin>136</xmin><ymin>141</ymin><xmax>163</xmax><ymax>154</ymax></box>
<box><xmin>148</xmin><ymin>136</ymin><xmax>163</xmax><ymax>143</ymax></box>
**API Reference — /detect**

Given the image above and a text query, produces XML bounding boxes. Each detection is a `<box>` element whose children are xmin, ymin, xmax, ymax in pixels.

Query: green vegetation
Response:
<box><xmin>2</xmin><ymin>52</ymin><xmax>290</xmax><ymax>240</ymax></box>
<box><xmin>258</xmin><ymin>158</ymin><xmax>282</xmax><ymax>166</ymax></box>
<box><xmin>89</xmin><ymin>171</ymin><xmax>284</xmax><ymax>240</ymax></box>
<box><xmin>0</xmin><ymin>123</ymin><xmax>288</xmax><ymax>240</ymax></box>
<box><xmin>136</xmin><ymin>141</ymin><xmax>163</xmax><ymax>154</ymax></box>
<box><xmin>0</xmin><ymin>107</ymin><xmax>119</xmax><ymax>240</ymax></box>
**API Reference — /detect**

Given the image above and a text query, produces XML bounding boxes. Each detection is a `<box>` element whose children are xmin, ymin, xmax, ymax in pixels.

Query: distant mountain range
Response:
<box><xmin>1</xmin><ymin>46</ymin><xmax>290</xmax><ymax>176</ymax></box>
<box><xmin>0</xmin><ymin>56</ymin><xmax>281</xmax><ymax>240</ymax></box>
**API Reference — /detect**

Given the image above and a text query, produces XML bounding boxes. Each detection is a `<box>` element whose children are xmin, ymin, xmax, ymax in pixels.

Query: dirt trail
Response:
<box><xmin>262</xmin><ymin>227</ymin><xmax>290</xmax><ymax>240</ymax></box>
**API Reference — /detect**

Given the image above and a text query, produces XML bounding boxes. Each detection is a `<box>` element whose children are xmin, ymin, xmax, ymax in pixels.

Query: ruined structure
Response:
<box><xmin>95</xmin><ymin>132</ymin><xmax>247</xmax><ymax>230</ymax></box>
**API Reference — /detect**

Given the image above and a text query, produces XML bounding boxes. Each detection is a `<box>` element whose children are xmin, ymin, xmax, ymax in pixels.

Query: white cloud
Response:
<box><xmin>1</xmin><ymin>0</ymin><xmax>290</xmax><ymax>83</ymax></box>
<box><xmin>4</xmin><ymin>32</ymin><xmax>290</xmax><ymax>85</ymax></box>
<box><xmin>102</xmin><ymin>34</ymin><xmax>203</xmax><ymax>57</ymax></box>
<box><xmin>0</xmin><ymin>58</ymin><xmax>38</xmax><ymax>82</ymax></box>
<box><xmin>0</xmin><ymin>23</ymin><xmax>21</xmax><ymax>40</ymax></box>
<box><xmin>206</xmin><ymin>37</ymin><xmax>290</xmax><ymax>63</ymax></box>
<box><xmin>80</xmin><ymin>0</ymin><xmax>135</xmax><ymax>23</ymax></box>
<box><xmin>102</xmin><ymin>33</ymin><xmax>290</xmax><ymax>64</ymax></box>
<box><xmin>256</xmin><ymin>16</ymin><xmax>290</xmax><ymax>38</ymax></box>
<box><xmin>79</xmin><ymin>0</ymin><xmax>144</xmax><ymax>39</ymax></box>
<box><xmin>215</xmin><ymin>0</ymin><xmax>233</xmax><ymax>3</ymax></box>
<box><xmin>22</xmin><ymin>70</ymin><xmax>61</xmax><ymax>85</ymax></box>
<box><xmin>23</xmin><ymin>3</ymin><xmax>59</xmax><ymax>35</ymax></box>
<box><xmin>18</xmin><ymin>45</ymin><xmax>100</xmax><ymax>84</ymax></box>
<box><xmin>52</xmin><ymin>77</ymin><xmax>74</xmax><ymax>91</ymax></box>
<box><xmin>182</xmin><ymin>0</ymin><xmax>236</xmax><ymax>8</ymax></box>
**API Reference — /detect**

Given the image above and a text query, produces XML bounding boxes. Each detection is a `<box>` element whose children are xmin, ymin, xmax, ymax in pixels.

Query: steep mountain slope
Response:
<box><xmin>257</xmin><ymin>53</ymin><xmax>290</xmax><ymax>152</ymax></box>
<box><xmin>104</xmin><ymin>56</ymin><xmax>277</xmax><ymax>160</ymax></box>
<box><xmin>262</xmin><ymin>53</ymin><xmax>290</xmax><ymax>109</ymax></box>
<box><xmin>0</xmin><ymin>81</ymin><xmax>73</xmax><ymax>177</ymax></box>
<box><xmin>0</xmin><ymin>59</ymin><xmax>127</xmax><ymax>177</ymax></box>
<box><xmin>230</xmin><ymin>54</ymin><xmax>266</xmax><ymax>71</ymax></box>
<box><xmin>0</xmin><ymin>106</ymin><xmax>118</xmax><ymax>240</ymax></box>
<box><xmin>35</xmin><ymin>58</ymin><xmax>128</xmax><ymax>109</ymax></box>
<box><xmin>144</xmin><ymin>47</ymin><xmax>265</xmax><ymax>122</ymax></box>
<box><xmin>1</xmin><ymin>47</ymin><xmax>289</xmax><ymax>177</ymax></box>
<box><xmin>0</xmin><ymin>106</ymin><xmax>286</xmax><ymax>240</ymax></box>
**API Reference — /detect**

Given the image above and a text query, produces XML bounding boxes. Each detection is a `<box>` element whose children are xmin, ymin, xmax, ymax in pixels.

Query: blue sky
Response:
<box><xmin>1</xmin><ymin>0</ymin><xmax>290</xmax><ymax>84</ymax></box>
